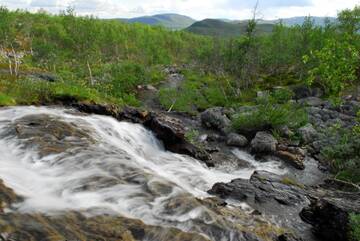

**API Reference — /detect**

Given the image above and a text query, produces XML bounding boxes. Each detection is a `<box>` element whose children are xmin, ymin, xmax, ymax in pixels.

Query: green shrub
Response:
<box><xmin>304</xmin><ymin>38</ymin><xmax>359</xmax><ymax>96</ymax></box>
<box><xmin>232</xmin><ymin>99</ymin><xmax>308</xmax><ymax>132</ymax></box>
<box><xmin>350</xmin><ymin>213</ymin><xmax>360</xmax><ymax>241</ymax></box>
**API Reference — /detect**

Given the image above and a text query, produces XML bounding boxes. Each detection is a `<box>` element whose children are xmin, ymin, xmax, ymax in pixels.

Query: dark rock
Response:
<box><xmin>277</xmin><ymin>233</ymin><xmax>304</xmax><ymax>241</ymax></box>
<box><xmin>200</xmin><ymin>107</ymin><xmax>231</xmax><ymax>133</ymax></box>
<box><xmin>144</xmin><ymin>113</ymin><xmax>212</xmax><ymax>165</ymax></box>
<box><xmin>250</xmin><ymin>132</ymin><xmax>278</xmax><ymax>154</ymax></box>
<box><xmin>291</xmin><ymin>85</ymin><xmax>313</xmax><ymax>100</ymax></box>
<box><xmin>30</xmin><ymin>73</ymin><xmax>58</xmax><ymax>82</ymax></box>
<box><xmin>226</xmin><ymin>133</ymin><xmax>248</xmax><ymax>147</ymax></box>
<box><xmin>300</xmin><ymin>195</ymin><xmax>360</xmax><ymax>241</ymax></box>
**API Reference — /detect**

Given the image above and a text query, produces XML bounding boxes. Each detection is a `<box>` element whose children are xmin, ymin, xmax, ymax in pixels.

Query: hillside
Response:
<box><xmin>119</xmin><ymin>13</ymin><xmax>196</xmax><ymax>30</ymax></box>
<box><xmin>185</xmin><ymin>19</ymin><xmax>274</xmax><ymax>37</ymax></box>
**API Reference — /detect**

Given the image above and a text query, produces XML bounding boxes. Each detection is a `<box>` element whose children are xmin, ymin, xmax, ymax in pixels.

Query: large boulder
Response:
<box><xmin>226</xmin><ymin>133</ymin><xmax>248</xmax><ymax>147</ymax></box>
<box><xmin>297</xmin><ymin>124</ymin><xmax>318</xmax><ymax>144</ymax></box>
<box><xmin>200</xmin><ymin>107</ymin><xmax>231</xmax><ymax>133</ymax></box>
<box><xmin>208</xmin><ymin>171</ymin><xmax>309</xmax><ymax>240</ymax></box>
<box><xmin>250</xmin><ymin>132</ymin><xmax>278</xmax><ymax>154</ymax></box>
<box><xmin>300</xmin><ymin>194</ymin><xmax>360</xmax><ymax>241</ymax></box>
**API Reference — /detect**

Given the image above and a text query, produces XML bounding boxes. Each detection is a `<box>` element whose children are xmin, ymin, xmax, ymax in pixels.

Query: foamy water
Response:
<box><xmin>0</xmin><ymin>106</ymin><xmax>287</xmax><ymax>239</ymax></box>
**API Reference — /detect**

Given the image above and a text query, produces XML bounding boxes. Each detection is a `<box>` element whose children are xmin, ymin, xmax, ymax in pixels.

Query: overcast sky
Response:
<box><xmin>0</xmin><ymin>0</ymin><xmax>358</xmax><ymax>20</ymax></box>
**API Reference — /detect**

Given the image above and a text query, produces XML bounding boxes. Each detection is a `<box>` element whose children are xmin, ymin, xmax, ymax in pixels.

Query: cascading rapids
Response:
<box><xmin>0</xmin><ymin>106</ymin><xmax>287</xmax><ymax>239</ymax></box>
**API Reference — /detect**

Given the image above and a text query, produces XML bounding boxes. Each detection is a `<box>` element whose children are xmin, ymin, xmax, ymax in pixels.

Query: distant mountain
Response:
<box><xmin>278</xmin><ymin>16</ymin><xmax>337</xmax><ymax>26</ymax></box>
<box><xmin>185</xmin><ymin>16</ymin><xmax>336</xmax><ymax>37</ymax></box>
<box><xmin>119</xmin><ymin>14</ymin><xmax>196</xmax><ymax>30</ymax></box>
<box><xmin>185</xmin><ymin>19</ymin><xmax>274</xmax><ymax>37</ymax></box>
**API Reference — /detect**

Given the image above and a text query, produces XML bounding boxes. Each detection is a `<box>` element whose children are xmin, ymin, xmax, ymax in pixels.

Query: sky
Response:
<box><xmin>0</xmin><ymin>0</ymin><xmax>358</xmax><ymax>20</ymax></box>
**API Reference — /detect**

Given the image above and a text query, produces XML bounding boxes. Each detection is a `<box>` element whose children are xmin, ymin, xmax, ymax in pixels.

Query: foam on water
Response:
<box><xmin>0</xmin><ymin>106</ymin><xmax>287</xmax><ymax>235</ymax></box>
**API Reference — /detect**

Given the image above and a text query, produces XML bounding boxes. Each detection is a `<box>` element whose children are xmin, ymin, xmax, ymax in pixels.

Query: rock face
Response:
<box><xmin>297</xmin><ymin>124</ymin><xmax>318</xmax><ymax>144</ymax></box>
<box><xmin>200</xmin><ymin>107</ymin><xmax>231</xmax><ymax>133</ymax></box>
<box><xmin>208</xmin><ymin>171</ymin><xmax>310</xmax><ymax>239</ymax></box>
<box><xmin>300</xmin><ymin>189</ymin><xmax>360</xmax><ymax>241</ymax></box>
<box><xmin>144</xmin><ymin>113</ymin><xmax>212</xmax><ymax>165</ymax></box>
<box><xmin>226</xmin><ymin>133</ymin><xmax>248</xmax><ymax>147</ymax></box>
<box><xmin>251</xmin><ymin>132</ymin><xmax>278</xmax><ymax>154</ymax></box>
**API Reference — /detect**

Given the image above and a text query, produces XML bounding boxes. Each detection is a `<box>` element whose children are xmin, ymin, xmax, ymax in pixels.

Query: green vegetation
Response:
<box><xmin>281</xmin><ymin>177</ymin><xmax>305</xmax><ymax>189</ymax></box>
<box><xmin>350</xmin><ymin>213</ymin><xmax>360</xmax><ymax>241</ymax></box>
<box><xmin>232</xmin><ymin>91</ymin><xmax>308</xmax><ymax>133</ymax></box>
<box><xmin>321</xmin><ymin>113</ymin><xmax>360</xmax><ymax>184</ymax></box>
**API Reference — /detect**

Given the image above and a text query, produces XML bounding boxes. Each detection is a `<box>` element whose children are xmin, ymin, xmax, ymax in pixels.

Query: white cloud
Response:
<box><xmin>0</xmin><ymin>0</ymin><xmax>358</xmax><ymax>19</ymax></box>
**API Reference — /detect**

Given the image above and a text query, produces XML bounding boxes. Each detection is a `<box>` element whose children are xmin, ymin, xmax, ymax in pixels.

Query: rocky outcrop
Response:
<box><xmin>250</xmin><ymin>132</ymin><xmax>278</xmax><ymax>154</ymax></box>
<box><xmin>200</xmin><ymin>107</ymin><xmax>231</xmax><ymax>133</ymax></box>
<box><xmin>300</xmin><ymin>185</ymin><xmax>360</xmax><ymax>241</ymax></box>
<box><xmin>208</xmin><ymin>171</ymin><xmax>310</xmax><ymax>239</ymax></box>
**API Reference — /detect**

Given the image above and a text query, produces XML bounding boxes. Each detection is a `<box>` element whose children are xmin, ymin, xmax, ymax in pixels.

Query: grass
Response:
<box><xmin>281</xmin><ymin>177</ymin><xmax>305</xmax><ymax>189</ymax></box>
<box><xmin>0</xmin><ymin>92</ymin><xmax>16</xmax><ymax>106</ymax></box>
<box><xmin>232</xmin><ymin>102</ymin><xmax>308</xmax><ymax>133</ymax></box>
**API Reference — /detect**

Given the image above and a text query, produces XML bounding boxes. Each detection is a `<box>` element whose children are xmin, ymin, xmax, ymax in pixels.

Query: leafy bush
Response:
<box><xmin>304</xmin><ymin>38</ymin><xmax>359</xmax><ymax>96</ymax></box>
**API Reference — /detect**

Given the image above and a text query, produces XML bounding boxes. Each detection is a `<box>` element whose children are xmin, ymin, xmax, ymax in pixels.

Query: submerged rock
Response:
<box><xmin>7</xmin><ymin>114</ymin><xmax>95</xmax><ymax>157</ymax></box>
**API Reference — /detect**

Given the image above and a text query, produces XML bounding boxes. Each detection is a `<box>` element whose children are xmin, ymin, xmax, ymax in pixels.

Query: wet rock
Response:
<box><xmin>297</xmin><ymin>124</ymin><xmax>318</xmax><ymax>144</ymax></box>
<box><xmin>209</xmin><ymin>171</ymin><xmax>307</xmax><ymax>207</ymax></box>
<box><xmin>251</xmin><ymin>132</ymin><xmax>278</xmax><ymax>154</ymax></box>
<box><xmin>300</xmin><ymin>194</ymin><xmax>360</xmax><ymax>241</ymax></box>
<box><xmin>0</xmin><ymin>180</ymin><xmax>23</xmax><ymax>212</ymax></box>
<box><xmin>275</xmin><ymin>150</ymin><xmax>305</xmax><ymax>170</ymax></box>
<box><xmin>8</xmin><ymin>114</ymin><xmax>94</xmax><ymax>157</ymax></box>
<box><xmin>144</xmin><ymin>113</ymin><xmax>211</xmax><ymax>165</ymax></box>
<box><xmin>208</xmin><ymin>171</ymin><xmax>313</xmax><ymax>240</ymax></box>
<box><xmin>200</xmin><ymin>107</ymin><xmax>231</xmax><ymax>133</ymax></box>
<box><xmin>226</xmin><ymin>133</ymin><xmax>248</xmax><ymax>147</ymax></box>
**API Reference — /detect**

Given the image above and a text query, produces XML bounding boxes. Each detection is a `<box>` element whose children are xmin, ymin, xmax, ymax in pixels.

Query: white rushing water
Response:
<box><xmin>0</xmin><ymin>106</ymin><xmax>287</xmax><ymax>237</ymax></box>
